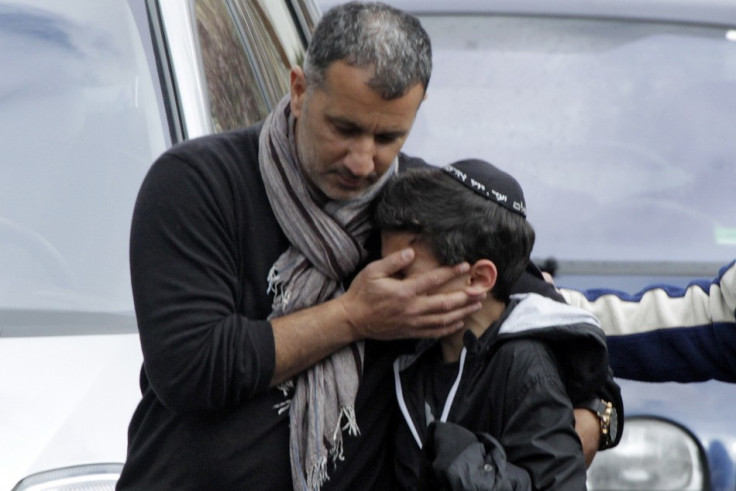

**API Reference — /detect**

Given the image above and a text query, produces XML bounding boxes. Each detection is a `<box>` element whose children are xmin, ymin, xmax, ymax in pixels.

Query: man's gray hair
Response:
<box><xmin>304</xmin><ymin>1</ymin><xmax>432</xmax><ymax>99</ymax></box>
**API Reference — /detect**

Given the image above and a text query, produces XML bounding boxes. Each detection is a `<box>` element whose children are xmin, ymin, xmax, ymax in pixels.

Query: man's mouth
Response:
<box><xmin>335</xmin><ymin>172</ymin><xmax>366</xmax><ymax>190</ymax></box>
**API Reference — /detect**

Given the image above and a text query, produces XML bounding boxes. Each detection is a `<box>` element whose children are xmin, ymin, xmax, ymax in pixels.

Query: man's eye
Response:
<box><xmin>375</xmin><ymin>134</ymin><xmax>398</xmax><ymax>144</ymax></box>
<box><xmin>336</xmin><ymin>125</ymin><xmax>358</xmax><ymax>136</ymax></box>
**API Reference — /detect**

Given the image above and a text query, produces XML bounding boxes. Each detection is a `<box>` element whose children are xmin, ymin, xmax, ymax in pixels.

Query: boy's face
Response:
<box><xmin>381</xmin><ymin>231</ymin><xmax>469</xmax><ymax>293</ymax></box>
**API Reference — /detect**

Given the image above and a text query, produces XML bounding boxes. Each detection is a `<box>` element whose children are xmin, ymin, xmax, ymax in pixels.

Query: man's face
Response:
<box><xmin>290</xmin><ymin>61</ymin><xmax>425</xmax><ymax>201</ymax></box>
<box><xmin>381</xmin><ymin>231</ymin><xmax>469</xmax><ymax>294</ymax></box>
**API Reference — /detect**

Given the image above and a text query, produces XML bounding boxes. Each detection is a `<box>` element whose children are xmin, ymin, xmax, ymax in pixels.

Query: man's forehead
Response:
<box><xmin>325</xmin><ymin>112</ymin><xmax>409</xmax><ymax>136</ymax></box>
<box><xmin>317</xmin><ymin>62</ymin><xmax>424</xmax><ymax>114</ymax></box>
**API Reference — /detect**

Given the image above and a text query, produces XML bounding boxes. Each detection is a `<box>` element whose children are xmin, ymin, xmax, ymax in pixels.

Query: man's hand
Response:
<box><xmin>338</xmin><ymin>247</ymin><xmax>486</xmax><ymax>340</ymax></box>
<box><xmin>270</xmin><ymin>247</ymin><xmax>484</xmax><ymax>385</ymax></box>
<box><xmin>541</xmin><ymin>271</ymin><xmax>555</xmax><ymax>285</ymax></box>
<box><xmin>574</xmin><ymin>408</ymin><xmax>601</xmax><ymax>468</ymax></box>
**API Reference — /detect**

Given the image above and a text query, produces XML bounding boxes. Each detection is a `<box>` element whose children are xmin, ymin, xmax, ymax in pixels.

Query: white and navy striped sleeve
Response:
<box><xmin>560</xmin><ymin>260</ymin><xmax>736</xmax><ymax>382</ymax></box>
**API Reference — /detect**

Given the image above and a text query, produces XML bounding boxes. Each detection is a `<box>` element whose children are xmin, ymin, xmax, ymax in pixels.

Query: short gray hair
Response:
<box><xmin>304</xmin><ymin>1</ymin><xmax>432</xmax><ymax>99</ymax></box>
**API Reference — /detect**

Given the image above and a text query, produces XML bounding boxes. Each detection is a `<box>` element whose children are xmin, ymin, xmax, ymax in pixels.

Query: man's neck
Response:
<box><xmin>440</xmin><ymin>299</ymin><xmax>506</xmax><ymax>363</ymax></box>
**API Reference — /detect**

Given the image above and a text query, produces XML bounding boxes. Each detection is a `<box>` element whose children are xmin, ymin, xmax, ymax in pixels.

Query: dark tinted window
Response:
<box><xmin>195</xmin><ymin>0</ymin><xmax>307</xmax><ymax>131</ymax></box>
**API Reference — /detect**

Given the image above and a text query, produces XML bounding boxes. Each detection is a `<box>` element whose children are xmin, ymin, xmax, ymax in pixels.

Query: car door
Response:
<box><xmin>3</xmin><ymin>0</ymin><xmax>317</xmax><ymax>489</ymax></box>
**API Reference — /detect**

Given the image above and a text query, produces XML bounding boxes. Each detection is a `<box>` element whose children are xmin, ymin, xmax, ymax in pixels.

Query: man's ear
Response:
<box><xmin>469</xmin><ymin>259</ymin><xmax>497</xmax><ymax>292</ymax></box>
<box><xmin>290</xmin><ymin>66</ymin><xmax>307</xmax><ymax>117</ymax></box>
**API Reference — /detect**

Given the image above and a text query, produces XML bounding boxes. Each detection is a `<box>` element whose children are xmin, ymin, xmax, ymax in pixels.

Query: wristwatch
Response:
<box><xmin>581</xmin><ymin>398</ymin><xmax>619</xmax><ymax>449</ymax></box>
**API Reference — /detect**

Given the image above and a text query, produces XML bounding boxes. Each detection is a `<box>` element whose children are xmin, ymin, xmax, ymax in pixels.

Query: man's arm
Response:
<box><xmin>562</xmin><ymin>260</ymin><xmax>736</xmax><ymax>382</ymax></box>
<box><xmin>132</xmin><ymin>148</ymin><xmax>486</xmax><ymax>411</ymax></box>
<box><xmin>130</xmin><ymin>151</ymin><xmax>281</xmax><ymax>414</ymax></box>
<box><xmin>574</xmin><ymin>408</ymin><xmax>601</xmax><ymax>467</ymax></box>
<box><xmin>270</xmin><ymin>247</ymin><xmax>486</xmax><ymax>384</ymax></box>
<box><xmin>500</xmin><ymin>344</ymin><xmax>588</xmax><ymax>489</ymax></box>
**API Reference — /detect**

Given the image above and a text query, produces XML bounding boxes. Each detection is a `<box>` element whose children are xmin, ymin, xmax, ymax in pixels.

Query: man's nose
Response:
<box><xmin>344</xmin><ymin>136</ymin><xmax>376</xmax><ymax>177</ymax></box>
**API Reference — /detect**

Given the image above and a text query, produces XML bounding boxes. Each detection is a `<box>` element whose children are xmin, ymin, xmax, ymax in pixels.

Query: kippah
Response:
<box><xmin>442</xmin><ymin>159</ymin><xmax>527</xmax><ymax>218</ymax></box>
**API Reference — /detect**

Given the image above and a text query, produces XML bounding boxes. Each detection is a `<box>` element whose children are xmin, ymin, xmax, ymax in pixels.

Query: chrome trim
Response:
<box><xmin>535</xmin><ymin>259</ymin><xmax>726</xmax><ymax>277</ymax></box>
<box><xmin>158</xmin><ymin>0</ymin><xmax>213</xmax><ymax>139</ymax></box>
<box><xmin>378</xmin><ymin>0</ymin><xmax>736</xmax><ymax>26</ymax></box>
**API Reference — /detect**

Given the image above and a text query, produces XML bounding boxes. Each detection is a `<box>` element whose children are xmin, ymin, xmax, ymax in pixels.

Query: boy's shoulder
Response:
<box><xmin>494</xmin><ymin>293</ymin><xmax>610</xmax><ymax>403</ymax></box>
<box><xmin>491</xmin><ymin>336</ymin><xmax>560</xmax><ymax>379</ymax></box>
<box><xmin>497</xmin><ymin>293</ymin><xmax>602</xmax><ymax>340</ymax></box>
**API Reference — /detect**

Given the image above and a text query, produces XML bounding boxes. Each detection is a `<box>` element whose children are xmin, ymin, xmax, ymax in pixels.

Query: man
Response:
<box><xmin>118</xmin><ymin>3</ymin><xmax>611</xmax><ymax>489</ymax></box>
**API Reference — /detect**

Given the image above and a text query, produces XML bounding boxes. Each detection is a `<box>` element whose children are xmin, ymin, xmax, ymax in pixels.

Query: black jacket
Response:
<box><xmin>118</xmin><ymin>125</ymin><xmax>403</xmax><ymax>490</ymax></box>
<box><xmin>394</xmin><ymin>293</ymin><xmax>609</xmax><ymax>490</ymax></box>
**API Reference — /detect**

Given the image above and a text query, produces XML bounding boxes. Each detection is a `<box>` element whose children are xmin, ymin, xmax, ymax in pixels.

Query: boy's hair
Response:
<box><xmin>304</xmin><ymin>1</ymin><xmax>432</xmax><ymax>99</ymax></box>
<box><xmin>374</xmin><ymin>161</ymin><xmax>535</xmax><ymax>301</ymax></box>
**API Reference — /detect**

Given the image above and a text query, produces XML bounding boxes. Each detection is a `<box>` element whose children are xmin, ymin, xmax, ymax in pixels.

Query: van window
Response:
<box><xmin>194</xmin><ymin>0</ymin><xmax>308</xmax><ymax>131</ymax></box>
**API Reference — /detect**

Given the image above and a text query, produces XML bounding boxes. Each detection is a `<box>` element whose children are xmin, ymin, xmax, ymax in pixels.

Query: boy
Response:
<box><xmin>374</xmin><ymin>159</ymin><xmax>610</xmax><ymax>489</ymax></box>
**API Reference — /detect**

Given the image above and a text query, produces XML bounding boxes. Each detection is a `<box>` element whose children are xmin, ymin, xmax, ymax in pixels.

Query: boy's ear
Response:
<box><xmin>469</xmin><ymin>259</ymin><xmax>497</xmax><ymax>292</ymax></box>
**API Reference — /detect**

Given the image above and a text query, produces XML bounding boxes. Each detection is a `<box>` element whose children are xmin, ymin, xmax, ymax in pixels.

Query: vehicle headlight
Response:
<box><xmin>12</xmin><ymin>463</ymin><xmax>122</xmax><ymax>491</ymax></box>
<box><xmin>587</xmin><ymin>417</ymin><xmax>706</xmax><ymax>490</ymax></box>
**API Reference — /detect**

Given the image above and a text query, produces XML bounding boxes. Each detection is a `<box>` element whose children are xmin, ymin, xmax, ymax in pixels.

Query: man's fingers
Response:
<box><xmin>368</xmin><ymin>247</ymin><xmax>416</xmax><ymax>277</ymax></box>
<box><xmin>542</xmin><ymin>271</ymin><xmax>556</xmax><ymax>286</ymax></box>
<box><xmin>407</xmin><ymin>262</ymin><xmax>471</xmax><ymax>295</ymax></box>
<box><xmin>409</xmin><ymin>287</ymin><xmax>485</xmax><ymax>317</ymax></box>
<box><xmin>405</xmin><ymin>298</ymin><xmax>483</xmax><ymax>336</ymax></box>
<box><xmin>346</xmin><ymin>255</ymin><xmax>485</xmax><ymax>341</ymax></box>
<box><xmin>410</xmin><ymin>322</ymin><xmax>466</xmax><ymax>339</ymax></box>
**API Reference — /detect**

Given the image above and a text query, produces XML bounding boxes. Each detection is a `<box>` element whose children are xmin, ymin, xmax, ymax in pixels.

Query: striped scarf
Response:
<box><xmin>258</xmin><ymin>95</ymin><xmax>397</xmax><ymax>490</ymax></box>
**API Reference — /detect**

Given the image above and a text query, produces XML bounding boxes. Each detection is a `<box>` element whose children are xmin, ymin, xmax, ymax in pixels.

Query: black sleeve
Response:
<box><xmin>513</xmin><ymin>261</ymin><xmax>624</xmax><ymax>449</ymax></box>
<box><xmin>129</xmin><ymin>145</ymin><xmax>276</xmax><ymax>415</ymax></box>
<box><xmin>497</xmin><ymin>340</ymin><xmax>587</xmax><ymax>489</ymax></box>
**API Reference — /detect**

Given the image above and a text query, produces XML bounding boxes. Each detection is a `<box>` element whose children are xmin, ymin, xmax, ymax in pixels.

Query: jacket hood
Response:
<box><xmin>396</xmin><ymin>293</ymin><xmax>609</xmax><ymax>404</ymax></box>
<box><xmin>499</xmin><ymin>292</ymin><xmax>602</xmax><ymax>338</ymax></box>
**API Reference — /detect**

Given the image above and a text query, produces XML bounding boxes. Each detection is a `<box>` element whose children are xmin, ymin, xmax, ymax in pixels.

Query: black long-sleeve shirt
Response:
<box><xmin>118</xmin><ymin>125</ymin><xmax>401</xmax><ymax>490</ymax></box>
